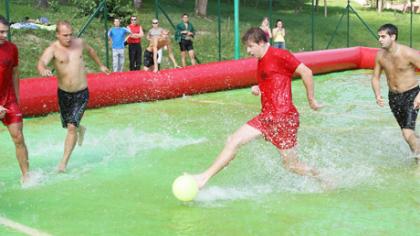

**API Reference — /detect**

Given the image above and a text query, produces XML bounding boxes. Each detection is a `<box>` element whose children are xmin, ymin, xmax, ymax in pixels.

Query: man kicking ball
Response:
<box><xmin>194</xmin><ymin>27</ymin><xmax>324</xmax><ymax>188</ymax></box>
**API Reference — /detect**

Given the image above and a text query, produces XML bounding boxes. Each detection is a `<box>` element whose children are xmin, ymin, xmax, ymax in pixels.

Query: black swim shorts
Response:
<box><xmin>179</xmin><ymin>39</ymin><xmax>193</xmax><ymax>52</ymax></box>
<box><xmin>388</xmin><ymin>86</ymin><xmax>420</xmax><ymax>130</ymax></box>
<box><xmin>143</xmin><ymin>50</ymin><xmax>158</xmax><ymax>68</ymax></box>
<box><xmin>58</xmin><ymin>88</ymin><xmax>89</xmax><ymax>128</ymax></box>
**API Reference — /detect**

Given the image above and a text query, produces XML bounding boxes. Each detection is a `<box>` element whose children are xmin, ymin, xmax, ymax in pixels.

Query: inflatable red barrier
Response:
<box><xmin>18</xmin><ymin>46</ymin><xmax>388</xmax><ymax>117</ymax></box>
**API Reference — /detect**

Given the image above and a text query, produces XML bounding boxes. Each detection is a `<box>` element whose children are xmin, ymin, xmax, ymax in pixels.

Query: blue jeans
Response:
<box><xmin>112</xmin><ymin>48</ymin><xmax>125</xmax><ymax>72</ymax></box>
<box><xmin>273</xmin><ymin>42</ymin><xmax>285</xmax><ymax>49</ymax></box>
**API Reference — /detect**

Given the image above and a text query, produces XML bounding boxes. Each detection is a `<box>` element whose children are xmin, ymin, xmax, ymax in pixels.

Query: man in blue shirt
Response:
<box><xmin>108</xmin><ymin>18</ymin><xmax>131</xmax><ymax>72</ymax></box>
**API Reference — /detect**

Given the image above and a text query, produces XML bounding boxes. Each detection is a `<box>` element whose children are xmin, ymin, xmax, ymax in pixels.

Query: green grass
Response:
<box><xmin>2</xmin><ymin>0</ymin><xmax>420</xmax><ymax>78</ymax></box>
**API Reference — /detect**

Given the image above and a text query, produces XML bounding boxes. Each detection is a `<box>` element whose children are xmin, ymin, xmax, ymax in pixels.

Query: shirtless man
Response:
<box><xmin>37</xmin><ymin>20</ymin><xmax>110</xmax><ymax>172</ymax></box>
<box><xmin>372</xmin><ymin>23</ymin><xmax>420</xmax><ymax>164</ymax></box>
<box><xmin>143</xmin><ymin>29</ymin><xmax>179</xmax><ymax>72</ymax></box>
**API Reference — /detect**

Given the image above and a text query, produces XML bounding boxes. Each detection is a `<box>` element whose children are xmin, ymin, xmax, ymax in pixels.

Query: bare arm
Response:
<box><xmin>407</xmin><ymin>48</ymin><xmax>420</xmax><ymax>69</ymax></box>
<box><xmin>12</xmin><ymin>66</ymin><xmax>20</xmax><ymax>103</ymax></box>
<box><xmin>83</xmin><ymin>40</ymin><xmax>110</xmax><ymax>74</ymax></box>
<box><xmin>128</xmin><ymin>27</ymin><xmax>144</xmax><ymax>39</ymax></box>
<box><xmin>408</xmin><ymin>49</ymin><xmax>420</xmax><ymax>108</ymax></box>
<box><xmin>152</xmin><ymin>38</ymin><xmax>159</xmax><ymax>72</ymax></box>
<box><xmin>371</xmin><ymin>54</ymin><xmax>384</xmax><ymax>107</ymax></box>
<box><xmin>295</xmin><ymin>63</ymin><xmax>321</xmax><ymax>110</ymax></box>
<box><xmin>37</xmin><ymin>45</ymin><xmax>54</xmax><ymax>77</ymax></box>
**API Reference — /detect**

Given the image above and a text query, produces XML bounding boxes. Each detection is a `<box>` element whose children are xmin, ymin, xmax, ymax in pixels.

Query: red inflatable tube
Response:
<box><xmin>17</xmin><ymin>46</ymin><xmax>413</xmax><ymax>117</ymax></box>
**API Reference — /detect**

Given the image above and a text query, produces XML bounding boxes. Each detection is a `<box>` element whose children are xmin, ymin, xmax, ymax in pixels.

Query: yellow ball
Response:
<box><xmin>172</xmin><ymin>174</ymin><xmax>199</xmax><ymax>202</ymax></box>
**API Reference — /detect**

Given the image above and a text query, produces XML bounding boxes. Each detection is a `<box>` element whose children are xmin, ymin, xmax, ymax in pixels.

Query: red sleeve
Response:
<box><xmin>12</xmin><ymin>44</ymin><xmax>19</xmax><ymax>67</ymax></box>
<box><xmin>279</xmin><ymin>50</ymin><xmax>300</xmax><ymax>74</ymax></box>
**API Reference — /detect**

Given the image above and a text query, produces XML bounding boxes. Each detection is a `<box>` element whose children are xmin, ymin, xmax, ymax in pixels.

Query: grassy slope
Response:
<box><xmin>2</xmin><ymin>0</ymin><xmax>420</xmax><ymax>78</ymax></box>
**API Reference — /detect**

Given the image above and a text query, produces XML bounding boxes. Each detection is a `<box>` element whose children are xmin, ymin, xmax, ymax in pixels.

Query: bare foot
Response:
<box><xmin>77</xmin><ymin>126</ymin><xmax>86</xmax><ymax>146</ymax></box>
<box><xmin>20</xmin><ymin>174</ymin><xmax>30</xmax><ymax>185</ymax></box>
<box><xmin>193</xmin><ymin>174</ymin><xmax>208</xmax><ymax>189</ymax></box>
<box><xmin>57</xmin><ymin>163</ymin><xmax>67</xmax><ymax>173</ymax></box>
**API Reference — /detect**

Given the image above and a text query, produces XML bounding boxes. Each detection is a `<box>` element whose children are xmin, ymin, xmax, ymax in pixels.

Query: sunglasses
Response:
<box><xmin>152</xmin><ymin>22</ymin><xmax>158</xmax><ymax>24</ymax></box>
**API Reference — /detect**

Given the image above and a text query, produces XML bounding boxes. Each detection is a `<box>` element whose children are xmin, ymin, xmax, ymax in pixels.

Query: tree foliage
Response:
<box><xmin>71</xmin><ymin>0</ymin><xmax>134</xmax><ymax>21</ymax></box>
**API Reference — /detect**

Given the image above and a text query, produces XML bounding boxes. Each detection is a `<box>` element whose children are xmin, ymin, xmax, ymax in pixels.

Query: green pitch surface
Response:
<box><xmin>0</xmin><ymin>71</ymin><xmax>419</xmax><ymax>235</ymax></box>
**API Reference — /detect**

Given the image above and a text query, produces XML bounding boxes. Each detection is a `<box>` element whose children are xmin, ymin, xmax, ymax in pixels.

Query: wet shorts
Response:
<box><xmin>58</xmin><ymin>88</ymin><xmax>89</xmax><ymax>128</ymax></box>
<box><xmin>1</xmin><ymin>100</ymin><xmax>23</xmax><ymax>126</ymax></box>
<box><xmin>247</xmin><ymin>111</ymin><xmax>299</xmax><ymax>150</ymax></box>
<box><xmin>388</xmin><ymin>86</ymin><xmax>420</xmax><ymax>130</ymax></box>
<box><xmin>143</xmin><ymin>50</ymin><xmax>158</xmax><ymax>68</ymax></box>
<box><xmin>179</xmin><ymin>39</ymin><xmax>193</xmax><ymax>52</ymax></box>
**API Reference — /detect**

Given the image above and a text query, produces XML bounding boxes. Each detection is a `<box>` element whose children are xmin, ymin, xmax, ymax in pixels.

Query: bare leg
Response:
<box><xmin>181</xmin><ymin>51</ymin><xmax>187</xmax><ymax>67</ymax></box>
<box><xmin>194</xmin><ymin>124</ymin><xmax>262</xmax><ymax>189</ymax></box>
<box><xmin>279</xmin><ymin>148</ymin><xmax>320</xmax><ymax>178</ymax></box>
<box><xmin>188</xmin><ymin>50</ymin><xmax>196</xmax><ymax>65</ymax></box>
<box><xmin>402</xmin><ymin>129</ymin><xmax>420</xmax><ymax>162</ymax></box>
<box><xmin>279</xmin><ymin>148</ymin><xmax>332</xmax><ymax>189</ymax></box>
<box><xmin>77</xmin><ymin>125</ymin><xmax>86</xmax><ymax>146</ymax></box>
<box><xmin>58</xmin><ymin>123</ymin><xmax>78</xmax><ymax>172</ymax></box>
<box><xmin>7</xmin><ymin>123</ymin><xmax>29</xmax><ymax>183</ymax></box>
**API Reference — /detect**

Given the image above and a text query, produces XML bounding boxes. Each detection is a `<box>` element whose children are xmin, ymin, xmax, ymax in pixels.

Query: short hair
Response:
<box><xmin>0</xmin><ymin>15</ymin><xmax>10</xmax><ymax>26</ymax></box>
<box><xmin>56</xmin><ymin>20</ymin><xmax>72</xmax><ymax>33</ymax></box>
<box><xmin>182</xmin><ymin>13</ymin><xmax>189</xmax><ymax>17</ymax></box>
<box><xmin>378</xmin><ymin>23</ymin><xmax>398</xmax><ymax>40</ymax></box>
<box><xmin>242</xmin><ymin>27</ymin><xmax>267</xmax><ymax>44</ymax></box>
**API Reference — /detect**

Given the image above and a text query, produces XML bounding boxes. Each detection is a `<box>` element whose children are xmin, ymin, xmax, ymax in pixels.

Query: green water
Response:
<box><xmin>0</xmin><ymin>71</ymin><xmax>419</xmax><ymax>235</ymax></box>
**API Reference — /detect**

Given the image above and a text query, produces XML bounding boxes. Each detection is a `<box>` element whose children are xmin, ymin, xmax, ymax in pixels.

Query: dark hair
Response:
<box><xmin>0</xmin><ymin>15</ymin><xmax>10</xmax><ymax>26</ymax></box>
<box><xmin>276</xmin><ymin>19</ymin><xmax>283</xmax><ymax>25</ymax></box>
<box><xmin>182</xmin><ymin>13</ymin><xmax>188</xmax><ymax>17</ymax></box>
<box><xmin>378</xmin><ymin>23</ymin><xmax>398</xmax><ymax>40</ymax></box>
<box><xmin>242</xmin><ymin>27</ymin><xmax>267</xmax><ymax>44</ymax></box>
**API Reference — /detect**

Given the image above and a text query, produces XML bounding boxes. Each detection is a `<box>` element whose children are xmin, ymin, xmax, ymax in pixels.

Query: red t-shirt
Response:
<box><xmin>257</xmin><ymin>47</ymin><xmax>301</xmax><ymax>115</ymax></box>
<box><xmin>127</xmin><ymin>24</ymin><xmax>142</xmax><ymax>44</ymax></box>
<box><xmin>247</xmin><ymin>47</ymin><xmax>301</xmax><ymax>150</ymax></box>
<box><xmin>0</xmin><ymin>41</ymin><xmax>18</xmax><ymax>105</ymax></box>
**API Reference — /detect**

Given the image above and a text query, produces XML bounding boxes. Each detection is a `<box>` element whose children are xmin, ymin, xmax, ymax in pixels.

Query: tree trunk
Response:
<box><xmin>324</xmin><ymin>0</ymin><xmax>328</xmax><ymax>17</ymax></box>
<box><xmin>195</xmin><ymin>0</ymin><xmax>208</xmax><ymax>17</ymax></box>
<box><xmin>315</xmin><ymin>0</ymin><xmax>319</xmax><ymax>11</ymax></box>
<box><xmin>38</xmin><ymin>0</ymin><xmax>48</xmax><ymax>8</ymax></box>
<box><xmin>377</xmin><ymin>0</ymin><xmax>383</xmax><ymax>12</ymax></box>
<box><xmin>133</xmin><ymin>0</ymin><xmax>142</xmax><ymax>9</ymax></box>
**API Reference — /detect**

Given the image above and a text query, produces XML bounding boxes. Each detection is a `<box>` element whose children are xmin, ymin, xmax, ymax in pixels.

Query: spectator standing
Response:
<box><xmin>127</xmin><ymin>15</ymin><xmax>144</xmax><ymax>71</ymax></box>
<box><xmin>272</xmin><ymin>19</ymin><xmax>286</xmax><ymax>49</ymax></box>
<box><xmin>108</xmin><ymin>18</ymin><xmax>131</xmax><ymax>72</ymax></box>
<box><xmin>147</xmin><ymin>19</ymin><xmax>163</xmax><ymax>70</ymax></box>
<box><xmin>175</xmin><ymin>13</ymin><xmax>196</xmax><ymax>67</ymax></box>
<box><xmin>260</xmin><ymin>17</ymin><xmax>272</xmax><ymax>43</ymax></box>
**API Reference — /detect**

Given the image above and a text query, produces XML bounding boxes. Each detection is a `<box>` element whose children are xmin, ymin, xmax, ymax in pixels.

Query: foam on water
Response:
<box><xmin>20</xmin><ymin>127</ymin><xmax>208</xmax><ymax>188</ymax></box>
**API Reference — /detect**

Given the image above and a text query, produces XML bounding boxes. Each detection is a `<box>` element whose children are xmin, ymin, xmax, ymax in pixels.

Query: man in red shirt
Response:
<box><xmin>194</xmin><ymin>27</ymin><xmax>323</xmax><ymax>189</ymax></box>
<box><xmin>0</xmin><ymin>16</ymin><xmax>30</xmax><ymax>183</ymax></box>
<box><xmin>126</xmin><ymin>15</ymin><xmax>144</xmax><ymax>71</ymax></box>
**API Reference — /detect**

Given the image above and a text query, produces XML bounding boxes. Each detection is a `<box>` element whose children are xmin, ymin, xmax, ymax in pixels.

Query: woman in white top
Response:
<box><xmin>272</xmin><ymin>19</ymin><xmax>286</xmax><ymax>49</ymax></box>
